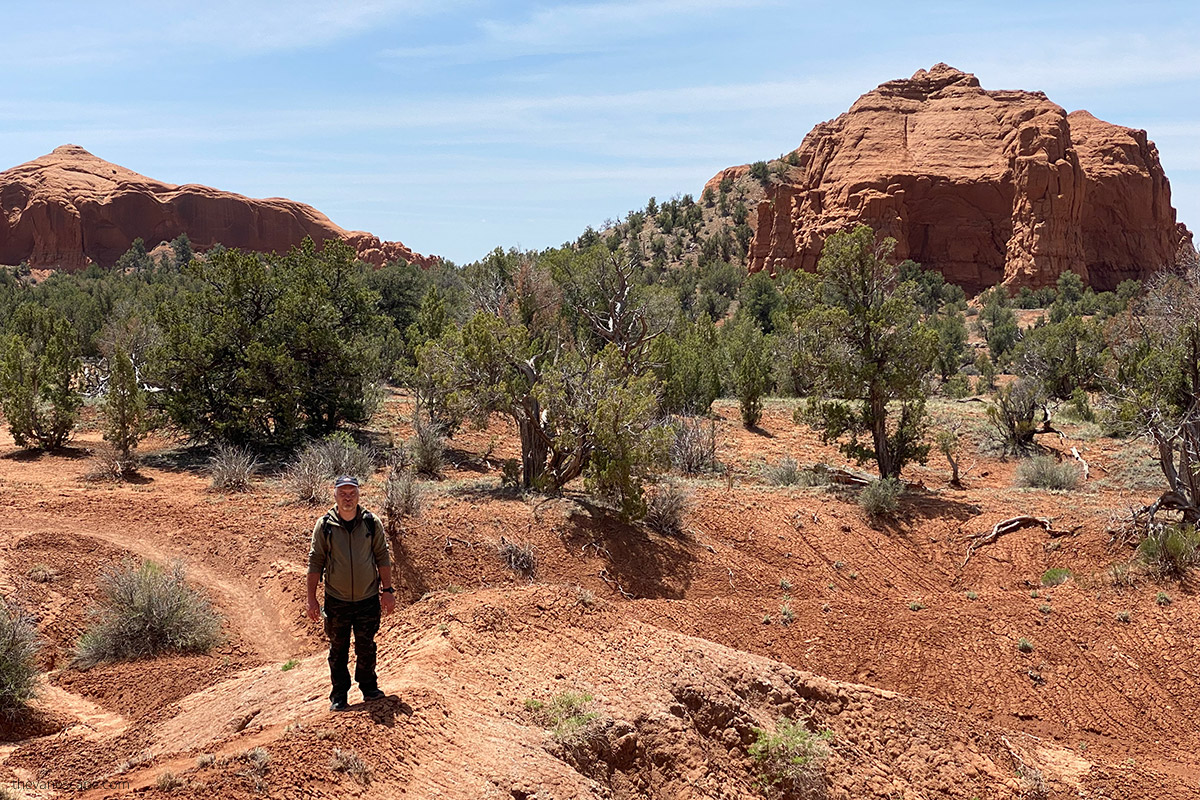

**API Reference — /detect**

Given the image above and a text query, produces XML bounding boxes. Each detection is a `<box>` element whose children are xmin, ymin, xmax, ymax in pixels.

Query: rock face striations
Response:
<box><xmin>0</xmin><ymin>145</ymin><xmax>437</xmax><ymax>270</ymax></box>
<box><xmin>740</xmin><ymin>64</ymin><xmax>1189</xmax><ymax>291</ymax></box>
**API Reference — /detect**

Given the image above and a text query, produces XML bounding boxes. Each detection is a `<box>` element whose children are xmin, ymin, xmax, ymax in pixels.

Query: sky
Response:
<box><xmin>2</xmin><ymin>0</ymin><xmax>1197</xmax><ymax>265</ymax></box>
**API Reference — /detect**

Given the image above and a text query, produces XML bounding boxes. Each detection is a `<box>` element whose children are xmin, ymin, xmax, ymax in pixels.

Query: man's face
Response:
<box><xmin>336</xmin><ymin>484</ymin><xmax>360</xmax><ymax>509</ymax></box>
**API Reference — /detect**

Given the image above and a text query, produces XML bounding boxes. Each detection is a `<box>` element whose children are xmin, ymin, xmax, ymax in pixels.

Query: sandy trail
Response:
<box><xmin>6</xmin><ymin>513</ymin><xmax>300</xmax><ymax>664</ymax></box>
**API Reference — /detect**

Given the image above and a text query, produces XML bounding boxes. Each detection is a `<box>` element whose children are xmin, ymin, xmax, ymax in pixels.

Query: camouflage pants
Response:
<box><xmin>322</xmin><ymin>594</ymin><xmax>380</xmax><ymax>700</ymax></box>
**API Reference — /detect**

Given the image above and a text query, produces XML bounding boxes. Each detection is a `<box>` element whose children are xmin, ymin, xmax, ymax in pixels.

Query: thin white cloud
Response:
<box><xmin>0</xmin><ymin>75</ymin><xmax>859</xmax><ymax>151</ymax></box>
<box><xmin>382</xmin><ymin>0</ymin><xmax>780</xmax><ymax>61</ymax></box>
<box><xmin>966</xmin><ymin>33</ymin><xmax>1200</xmax><ymax>94</ymax></box>
<box><xmin>7</xmin><ymin>0</ymin><xmax>452</xmax><ymax>67</ymax></box>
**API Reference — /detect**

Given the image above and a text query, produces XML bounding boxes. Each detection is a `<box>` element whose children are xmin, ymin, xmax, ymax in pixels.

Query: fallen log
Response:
<box><xmin>811</xmin><ymin>463</ymin><xmax>874</xmax><ymax>487</ymax></box>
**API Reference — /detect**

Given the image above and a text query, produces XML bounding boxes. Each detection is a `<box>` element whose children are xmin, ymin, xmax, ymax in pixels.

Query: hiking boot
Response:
<box><xmin>330</xmin><ymin>697</ymin><xmax>350</xmax><ymax>712</ymax></box>
<box><xmin>362</xmin><ymin>688</ymin><xmax>386</xmax><ymax>702</ymax></box>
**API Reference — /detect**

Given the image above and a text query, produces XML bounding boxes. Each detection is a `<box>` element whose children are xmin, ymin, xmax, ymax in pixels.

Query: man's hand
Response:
<box><xmin>307</xmin><ymin>597</ymin><xmax>321</xmax><ymax>622</ymax></box>
<box><xmin>380</xmin><ymin>592</ymin><xmax>397</xmax><ymax>616</ymax></box>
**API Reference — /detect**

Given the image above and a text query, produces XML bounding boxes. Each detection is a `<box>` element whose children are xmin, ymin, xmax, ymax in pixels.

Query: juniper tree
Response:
<box><xmin>0</xmin><ymin>304</ymin><xmax>81</xmax><ymax>449</ymax></box>
<box><xmin>1107</xmin><ymin>260</ymin><xmax>1200</xmax><ymax>524</ymax></box>
<box><xmin>152</xmin><ymin>238</ymin><xmax>387</xmax><ymax>447</ymax></box>
<box><xmin>792</xmin><ymin>225</ymin><xmax>937</xmax><ymax>479</ymax></box>
<box><xmin>416</xmin><ymin>254</ymin><xmax>668</xmax><ymax>518</ymax></box>
<box><xmin>102</xmin><ymin>346</ymin><xmax>149</xmax><ymax>462</ymax></box>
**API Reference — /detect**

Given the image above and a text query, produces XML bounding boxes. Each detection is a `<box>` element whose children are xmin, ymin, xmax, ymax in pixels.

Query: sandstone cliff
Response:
<box><xmin>738</xmin><ymin>64</ymin><xmax>1189</xmax><ymax>291</ymax></box>
<box><xmin>0</xmin><ymin>145</ymin><xmax>437</xmax><ymax>270</ymax></box>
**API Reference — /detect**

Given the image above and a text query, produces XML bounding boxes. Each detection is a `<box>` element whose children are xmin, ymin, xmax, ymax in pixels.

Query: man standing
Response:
<box><xmin>307</xmin><ymin>475</ymin><xmax>396</xmax><ymax>711</ymax></box>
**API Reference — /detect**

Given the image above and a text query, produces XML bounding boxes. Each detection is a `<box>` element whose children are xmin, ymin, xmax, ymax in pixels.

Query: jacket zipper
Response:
<box><xmin>348</xmin><ymin>517</ymin><xmax>355</xmax><ymax>600</ymax></box>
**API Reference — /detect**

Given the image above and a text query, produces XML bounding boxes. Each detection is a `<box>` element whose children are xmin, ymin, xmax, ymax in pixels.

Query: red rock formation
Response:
<box><xmin>0</xmin><ymin>145</ymin><xmax>438</xmax><ymax>270</ymax></box>
<box><xmin>743</xmin><ymin>64</ymin><xmax>1189</xmax><ymax>291</ymax></box>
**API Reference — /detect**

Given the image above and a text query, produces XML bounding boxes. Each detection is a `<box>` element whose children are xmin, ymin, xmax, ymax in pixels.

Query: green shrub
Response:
<box><xmin>858</xmin><ymin>477</ymin><xmax>902</xmax><ymax>519</ymax></box>
<box><xmin>1062</xmin><ymin>387</ymin><xmax>1096</xmax><ymax>422</ymax></box>
<box><xmin>102</xmin><ymin>346</ymin><xmax>149</xmax><ymax>461</ymax></box>
<box><xmin>1015</xmin><ymin>456</ymin><xmax>1080</xmax><ymax>490</ymax></box>
<box><xmin>728</xmin><ymin>319</ymin><xmax>770</xmax><ymax>429</ymax></box>
<box><xmin>1156</xmin><ymin>591</ymin><xmax>1172</xmax><ymax>606</ymax></box>
<box><xmin>643</xmin><ymin>481</ymin><xmax>690</xmax><ymax>538</ymax></box>
<box><xmin>1138</xmin><ymin>523</ymin><xmax>1200</xmax><ymax>578</ymax></box>
<box><xmin>74</xmin><ymin>560</ymin><xmax>222</xmax><ymax>669</ymax></box>
<box><xmin>748</xmin><ymin>717</ymin><xmax>831</xmax><ymax>796</ymax></box>
<box><xmin>0</xmin><ymin>304</ymin><xmax>81</xmax><ymax>449</ymax></box>
<box><xmin>500</xmin><ymin>458</ymin><xmax>521</xmax><ymax>489</ymax></box>
<box><xmin>524</xmin><ymin>692</ymin><xmax>598</xmax><ymax>742</ymax></box>
<box><xmin>152</xmin><ymin>239</ymin><xmax>388</xmax><ymax>448</ymax></box>
<box><xmin>1018</xmin><ymin>637</ymin><xmax>1034</xmax><ymax>653</ymax></box>
<box><xmin>1115</xmin><ymin>610</ymin><xmax>1131</xmax><ymax>623</ymax></box>
<box><xmin>0</xmin><ymin>599</ymin><xmax>40</xmax><ymax>720</ymax></box>
<box><xmin>1040</xmin><ymin>567</ymin><xmax>1071</xmax><ymax>587</ymax></box>
<box><xmin>942</xmin><ymin>373</ymin><xmax>972</xmax><ymax>399</ymax></box>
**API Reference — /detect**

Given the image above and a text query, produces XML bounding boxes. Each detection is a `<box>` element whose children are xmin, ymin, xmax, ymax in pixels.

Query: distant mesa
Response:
<box><xmin>0</xmin><ymin>144</ymin><xmax>437</xmax><ymax>271</ymax></box>
<box><xmin>724</xmin><ymin>63</ymin><xmax>1191</xmax><ymax>291</ymax></box>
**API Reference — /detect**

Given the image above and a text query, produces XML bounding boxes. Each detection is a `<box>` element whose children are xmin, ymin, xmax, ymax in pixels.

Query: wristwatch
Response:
<box><xmin>381</xmin><ymin>586</ymin><xmax>395</xmax><ymax>594</ymax></box>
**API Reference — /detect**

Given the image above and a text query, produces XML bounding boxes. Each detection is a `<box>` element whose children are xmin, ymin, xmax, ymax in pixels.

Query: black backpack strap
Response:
<box><xmin>363</xmin><ymin>511</ymin><xmax>377</xmax><ymax>538</ymax></box>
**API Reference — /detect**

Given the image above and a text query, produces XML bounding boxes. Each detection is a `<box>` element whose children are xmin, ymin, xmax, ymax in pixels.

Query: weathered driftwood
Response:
<box><xmin>961</xmin><ymin>516</ymin><xmax>1078</xmax><ymax>568</ymax></box>
<box><xmin>1070</xmin><ymin>447</ymin><xmax>1090</xmax><ymax>481</ymax></box>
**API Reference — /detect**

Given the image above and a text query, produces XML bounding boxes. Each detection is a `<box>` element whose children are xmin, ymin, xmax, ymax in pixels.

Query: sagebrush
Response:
<box><xmin>74</xmin><ymin>560</ymin><xmax>222</xmax><ymax>668</ymax></box>
<box><xmin>382</xmin><ymin>469</ymin><xmax>420</xmax><ymax>534</ymax></box>
<box><xmin>763</xmin><ymin>457</ymin><xmax>801</xmax><ymax>486</ymax></box>
<box><xmin>670</xmin><ymin>416</ymin><xmax>718</xmax><ymax>474</ymax></box>
<box><xmin>286</xmin><ymin>436</ymin><xmax>374</xmax><ymax>502</ymax></box>
<box><xmin>410</xmin><ymin>413</ymin><xmax>446</xmax><ymax>478</ymax></box>
<box><xmin>858</xmin><ymin>477</ymin><xmax>903</xmax><ymax>519</ymax></box>
<box><xmin>1015</xmin><ymin>456</ymin><xmax>1080</xmax><ymax>490</ymax></box>
<box><xmin>0</xmin><ymin>599</ymin><xmax>40</xmax><ymax>720</ymax></box>
<box><xmin>1138</xmin><ymin>522</ymin><xmax>1200</xmax><ymax>578</ymax></box>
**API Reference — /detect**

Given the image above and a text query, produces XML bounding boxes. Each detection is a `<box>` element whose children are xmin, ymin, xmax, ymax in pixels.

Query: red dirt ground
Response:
<box><xmin>1</xmin><ymin>392</ymin><xmax>1197</xmax><ymax>798</ymax></box>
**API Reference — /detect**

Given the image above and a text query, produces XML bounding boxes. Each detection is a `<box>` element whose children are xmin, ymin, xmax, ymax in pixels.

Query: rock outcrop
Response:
<box><xmin>0</xmin><ymin>145</ymin><xmax>437</xmax><ymax>270</ymax></box>
<box><xmin>738</xmin><ymin>64</ymin><xmax>1189</xmax><ymax>291</ymax></box>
